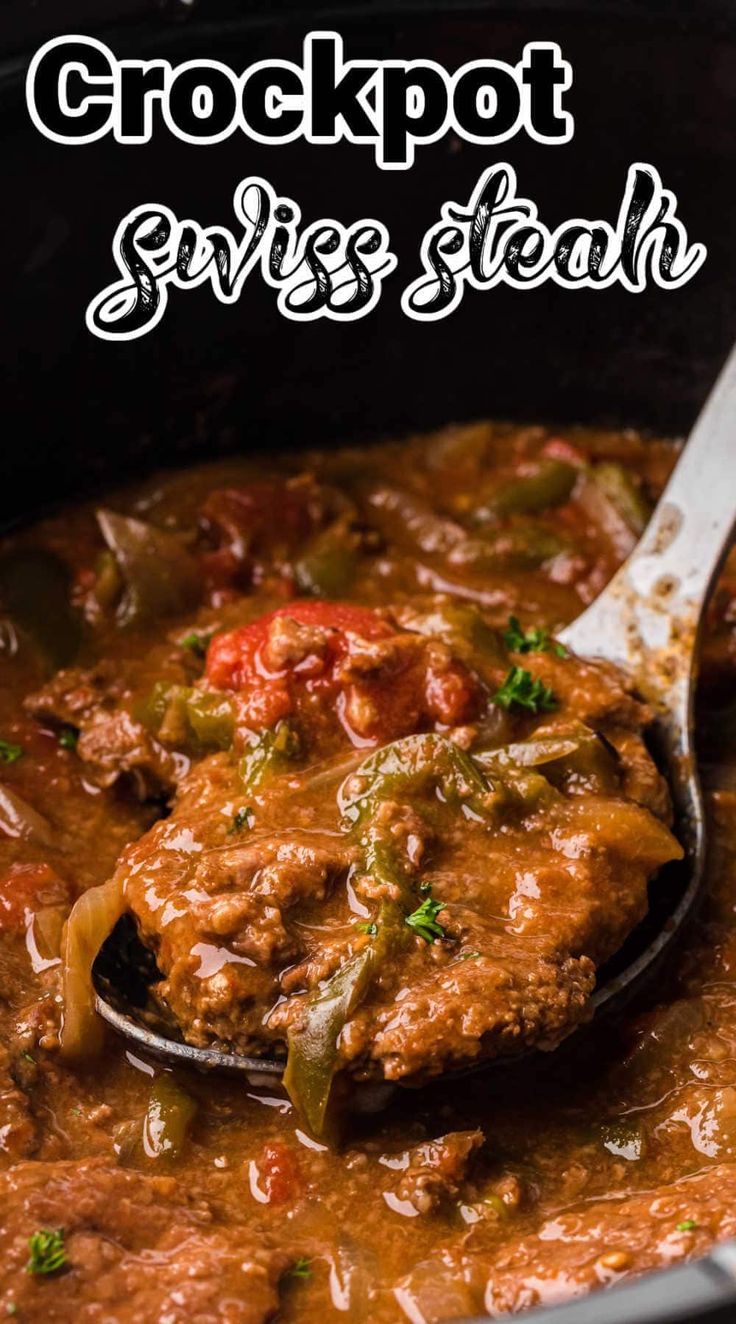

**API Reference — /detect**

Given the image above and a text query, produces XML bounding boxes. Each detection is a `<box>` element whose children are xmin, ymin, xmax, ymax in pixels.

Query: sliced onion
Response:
<box><xmin>0</xmin><ymin>783</ymin><xmax>54</xmax><ymax>846</ymax></box>
<box><xmin>60</xmin><ymin>876</ymin><xmax>125</xmax><ymax>1059</ymax></box>
<box><xmin>97</xmin><ymin>509</ymin><xmax>201</xmax><ymax>626</ymax></box>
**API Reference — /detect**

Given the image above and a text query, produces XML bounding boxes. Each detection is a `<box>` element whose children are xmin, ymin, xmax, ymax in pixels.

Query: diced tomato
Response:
<box><xmin>256</xmin><ymin>1141</ymin><xmax>302</xmax><ymax>1205</ymax></box>
<box><xmin>233</xmin><ymin>680</ymin><xmax>293</xmax><ymax>731</ymax></box>
<box><xmin>206</xmin><ymin>601</ymin><xmax>481</xmax><ymax>746</ymax></box>
<box><xmin>206</xmin><ymin>603</ymin><xmax>390</xmax><ymax>692</ymax></box>
<box><xmin>0</xmin><ymin>863</ymin><xmax>69</xmax><ymax>932</ymax></box>
<box><xmin>424</xmin><ymin>660</ymin><xmax>479</xmax><ymax>726</ymax></box>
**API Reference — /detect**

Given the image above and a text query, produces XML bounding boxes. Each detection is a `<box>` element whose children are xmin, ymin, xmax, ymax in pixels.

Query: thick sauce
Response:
<box><xmin>1</xmin><ymin>421</ymin><xmax>735</xmax><ymax>1323</ymax></box>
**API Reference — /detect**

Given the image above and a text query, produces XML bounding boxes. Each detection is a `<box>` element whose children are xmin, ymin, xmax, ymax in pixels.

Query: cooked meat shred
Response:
<box><xmin>395</xmin><ymin>1130</ymin><xmax>485</xmax><ymax>1214</ymax></box>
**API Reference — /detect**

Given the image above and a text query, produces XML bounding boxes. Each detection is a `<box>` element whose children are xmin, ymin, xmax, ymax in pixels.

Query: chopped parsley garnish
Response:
<box><xmin>289</xmin><ymin>1257</ymin><xmax>313</xmax><ymax>1280</ymax></box>
<box><xmin>58</xmin><ymin>727</ymin><xmax>78</xmax><ymax>752</ymax></box>
<box><xmin>458</xmin><ymin>950</ymin><xmax>481</xmax><ymax>961</ymax></box>
<box><xmin>405</xmin><ymin>893</ymin><xmax>445</xmax><ymax>943</ymax></box>
<box><xmin>493</xmin><ymin>666</ymin><xmax>557</xmax><ymax>714</ymax></box>
<box><xmin>0</xmin><ymin>739</ymin><xmax>23</xmax><ymax>765</ymax></box>
<box><xmin>504</xmin><ymin>615</ymin><xmax>566</xmax><ymax>657</ymax></box>
<box><xmin>228</xmin><ymin>806</ymin><xmax>253</xmax><ymax>834</ymax></box>
<box><xmin>676</xmin><ymin>1219</ymin><xmax>697</xmax><ymax>1232</ymax></box>
<box><xmin>181</xmin><ymin>631</ymin><xmax>213</xmax><ymax>659</ymax></box>
<box><xmin>355</xmin><ymin>921</ymin><xmax>377</xmax><ymax>936</ymax></box>
<box><xmin>27</xmin><ymin>1228</ymin><xmax>68</xmax><ymax>1276</ymax></box>
<box><xmin>6</xmin><ymin>1303</ymin><xmax>17</xmax><ymax>1316</ymax></box>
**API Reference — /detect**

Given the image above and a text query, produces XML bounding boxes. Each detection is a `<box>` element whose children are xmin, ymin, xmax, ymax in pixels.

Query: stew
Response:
<box><xmin>0</xmin><ymin>420</ymin><xmax>735</xmax><ymax>1323</ymax></box>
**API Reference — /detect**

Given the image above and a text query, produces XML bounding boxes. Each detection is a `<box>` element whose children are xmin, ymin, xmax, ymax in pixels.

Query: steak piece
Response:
<box><xmin>394</xmin><ymin>1130</ymin><xmax>485</xmax><ymax>1214</ymax></box>
<box><xmin>483</xmin><ymin>1163</ymin><xmax>736</xmax><ymax>1313</ymax></box>
<box><xmin>25</xmin><ymin>662</ymin><xmax>125</xmax><ymax>728</ymax></box>
<box><xmin>0</xmin><ymin>1045</ymin><xmax>36</xmax><ymax>1160</ymax></box>
<box><xmin>0</xmin><ymin>1157</ymin><xmax>289</xmax><ymax>1323</ymax></box>
<box><xmin>113</xmin><ymin>694</ymin><xmax>680</xmax><ymax>1084</ymax></box>
<box><xmin>25</xmin><ymin>663</ymin><xmax>185</xmax><ymax>799</ymax></box>
<box><xmin>61</xmin><ymin>618</ymin><xmax>681</xmax><ymax>1099</ymax></box>
<box><xmin>117</xmin><ymin>756</ymin><xmax>359</xmax><ymax>1056</ymax></box>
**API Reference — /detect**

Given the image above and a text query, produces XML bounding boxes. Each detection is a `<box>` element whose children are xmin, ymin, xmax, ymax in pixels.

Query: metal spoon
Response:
<box><xmin>561</xmin><ymin>341</ymin><xmax>736</xmax><ymax>1017</ymax></box>
<box><xmin>94</xmin><ymin>345</ymin><xmax>736</xmax><ymax>1077</ymax></box>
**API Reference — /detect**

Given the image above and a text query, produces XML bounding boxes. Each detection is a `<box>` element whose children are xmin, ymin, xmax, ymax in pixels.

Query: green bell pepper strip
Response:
<box><xmin>139</xmin><ymin>683</ymin><xmax>235</xmax><ymax>752</ymax></box>
<box><xmin>452</xmin><ymin>525</ymin><xmax>569</xmax><ymax>571</ymax></box>
<box><xmin>475</xmin><ymin>722</ymin><xmax>619</xmax><ymax>800</ymax></box>
<box><xmin>472</xmin><ymin>458</ymin><xmax>577</xmax><ymax>522</ymax></box>
<box><xmin>142</xmin><ymin>1075</ymin><xmax>198</xmax><ymax>1162</ymax></box>
<box><xmin>293</xmin><ymin>528</ymin><xmax>357</xmax><ymax>599</ymax></box>
<box><xmin>0</xmin><ymin>783</ymin><xmax>54</xmax><ymax>847</ymax></box>
<box><xmin>592</xmin><ymin>462</ymin><xmax>651</xmax><ymax>536</ymax></box>
<box><xmin>284</xmin><ymin>735</ymin><xmax>497</xmax><ymax>1132</ymax></box>
<box><xmin>338</xmin><ymin>732</ymin><xmax>492</xmax><ymax>826</ymax></box>
<box><xmin>284</xmin><ymin>944</ymin><xmax>378</xmax><ymax>1136</ymax></box>
<box><xmin>240</xmin><ymin>720</ymin><xmax>301</xmax><ymax>789</ymax></box>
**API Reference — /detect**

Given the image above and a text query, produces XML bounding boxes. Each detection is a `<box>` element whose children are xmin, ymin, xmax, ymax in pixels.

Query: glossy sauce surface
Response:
<box><xmin>1</xmin><ymin>422</ymin><xmax>736</xmax><ymax>1323</ymax></box>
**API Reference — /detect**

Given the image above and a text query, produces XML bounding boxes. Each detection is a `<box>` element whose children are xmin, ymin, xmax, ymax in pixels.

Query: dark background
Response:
<box><xmin>1</xmin><ymin>0</ymin><xmax>735</xmax><ymax>516</ymax></box>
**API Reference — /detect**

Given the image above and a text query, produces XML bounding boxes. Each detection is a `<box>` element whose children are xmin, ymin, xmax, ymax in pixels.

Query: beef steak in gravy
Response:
<box><xmin>96</xmin><ymin>606</ymin><xmax>680</xmax><ymax>1124</ymax></box>
<box><xmin>6</xmin><ymin>422</ymin><xmax>727</xmax><ymax>1324</ymax></box>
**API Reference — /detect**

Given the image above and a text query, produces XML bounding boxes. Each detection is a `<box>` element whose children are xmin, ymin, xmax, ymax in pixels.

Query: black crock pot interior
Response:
<box><xmin>2</xmin><ymin>0</ymin><xmax>736</xmax><ymax>517</ymax></box>
<box><xmin>2</xmin><ymin>4</ymin><xmax>736</xmax><ymax>1322</ymax></box>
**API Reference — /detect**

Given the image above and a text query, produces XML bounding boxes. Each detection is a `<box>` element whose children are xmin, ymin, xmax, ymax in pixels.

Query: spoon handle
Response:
<box><xmin>559</xmin><ymin>347</ymin><xmax>736</xmax><ymax>1012</ymax></box>
<box><xmin>560</xmin><ymin>342</ymin><xmax>736</xmax><ymax>724</ymax></box>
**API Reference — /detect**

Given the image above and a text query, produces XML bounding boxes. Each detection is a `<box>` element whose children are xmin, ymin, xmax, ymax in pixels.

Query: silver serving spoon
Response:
<box><xmin>563</xmin><ymin>341</ymin><xmax>736</xmax><ymax>1018</ymax></box>
<box><xmin>94</xmin><ymin>345</ymin><xmax>736</xmax><ymax>1078</ymax></box>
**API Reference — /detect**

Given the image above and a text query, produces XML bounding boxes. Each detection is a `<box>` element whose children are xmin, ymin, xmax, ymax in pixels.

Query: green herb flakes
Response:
<box><xmin>503</xmin><ymin>615</ymin><xmax>566</xmax><ymax>657</ymax></box>
<box><xmin>676</xmin><ymin>1219</ymin><xmax>697</xmax><ymax>1233</ymax></box>
<box><xmin>493</xmin><ymin>667</ymin><xmax>557</xmax><ymax>714</ymax></box>
<box><xmin>27</xmin><ymin>1228</ymin><xmax>68</xmax><ymax>1276</ymax></box>
<box><xmin>355</xmin><ymin>921</ymin><xmax>378</xmax><ymax>936</ymax></box>
<box><xmin>181</xmin><ymin>631</ymin><xmax>213</xmax><ymax>659</ymax></box>
<box><xmin>289</xmin><ymin>1257</ymin><xmax>313</xmax><ymax>1280</ymax></box>
<box><xmin>405</xmin><ymin>893</ymin><xmax>445</xmax><ymax>943</ymax></box>
<box><xmin>0</xmin><ymin>739</ymin><xmax>23</xmax><ymax>765</ymax></box>
<box><xmin>228</xmin><ymin>806</ymin><xmax>253</xmax><ymax>834</ymax></box>
<box><xmin>58</xmin><ymin>727</ymin><xmax>78</xmax><ymax>752</ymax></box>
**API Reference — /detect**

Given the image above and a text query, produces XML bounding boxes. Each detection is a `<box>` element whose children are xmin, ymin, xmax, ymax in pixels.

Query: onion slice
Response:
<box><xmin>60</xmin><ymin>876</ymin><xmax>125</xmax><ymax>1059</ymax></box>
<box><xmin>0</xmin><ymin>783</ymin><xmax>54</xmax><ymax>846</ymax></box>
<box><xmin>97</xmin><ymin>509</ymin><xmax>201</xmax><ymax>626</ymax></box>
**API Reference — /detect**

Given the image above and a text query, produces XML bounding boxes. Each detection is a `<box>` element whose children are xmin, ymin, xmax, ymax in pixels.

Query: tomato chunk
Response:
<box><xmin>0</xmin><ymin>863</ymin><xmax>69</xmax><ymax>932</ymax></box>
<box><xmin>207</xmin><ymin>602</ymin><xmax>390</xmax><ymax>689</ymax></box>
<box><xmin>206</xmin><ymin>601</ymin><xmax>481</xmax><ymax>746</ymax></box>
<box><xmin>256</xmin><ymin>1140</ymin><xmax>302</xmax><ymax>1205</ymax></box>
